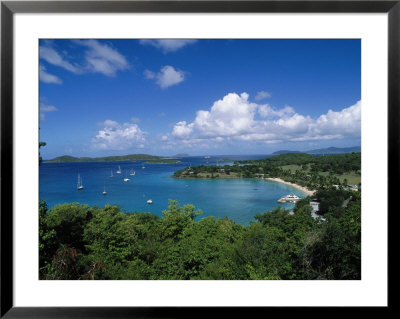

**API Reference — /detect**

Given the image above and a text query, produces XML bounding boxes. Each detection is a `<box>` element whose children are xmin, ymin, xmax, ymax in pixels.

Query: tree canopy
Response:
<box><xmin>39</xmin><ymin>191</ymin><xmax>361</xmax><ymax>280</ymax></box>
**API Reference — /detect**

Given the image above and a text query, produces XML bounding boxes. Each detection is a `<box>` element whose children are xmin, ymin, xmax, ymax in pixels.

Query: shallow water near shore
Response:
<box><xmin>39</xmin><ymin>155</ymin><xmax>307</xmax><ymax>225</ymax></box>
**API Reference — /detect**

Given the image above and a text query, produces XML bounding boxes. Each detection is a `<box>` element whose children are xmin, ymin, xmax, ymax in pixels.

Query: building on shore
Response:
<box><xmin>309</xmin><ymin>201</ymin><xmax>326</xmax><ymax>221</ymax></box>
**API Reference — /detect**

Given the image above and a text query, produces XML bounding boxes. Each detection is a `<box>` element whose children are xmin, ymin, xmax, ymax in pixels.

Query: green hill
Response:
<box><xmin>46</xmin><ymin>154</ymin><xmax>164</xmax><ymax>163</ymax></box>
<box><xmin>273</xmin><ymin>146</ymin><xmax>361</xmax><ymax>156</ymax></box>
<box><xmin>306</xmin><ymin>146</ymin><xmax>361</xmax><ymax>155</ymax></box>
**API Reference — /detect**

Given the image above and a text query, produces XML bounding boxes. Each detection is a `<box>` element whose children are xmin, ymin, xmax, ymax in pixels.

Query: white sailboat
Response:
<box><xmin>77</xmin><ymin>174</ymin><xmax>84</xmax><ymax>190</ymax></box>
<box><xmin>129</xmin><ymin>169</ymin><xmax>136</xmax><ymax>176</ymax></box>
<box><xmin>116</xmin><ymin>165</ymin><xmax>122</xmax><ymax>174</ymax></box>
<box><xmin>147</xmin><ymin>199</ymin><xmax>153</xmax><ymax>204</ymax></box>
<box><xmin>123</xmin><ymin>170</ymin><xmax>130</xmax><ymax>182</ymax></box>
<box><xmin>110</xmin><ymin>169</ymin><xmax>114</xmax><ymax>177</ymax></box>
<box><xmin>102</xmin><ymin>182</ymin><xmax>107</xmax><ymax>195</ymax></box>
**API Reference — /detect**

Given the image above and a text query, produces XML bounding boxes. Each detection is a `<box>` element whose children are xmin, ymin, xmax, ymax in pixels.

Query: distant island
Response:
<box><xmin>46</xmin><ymin>154</ymin><xmax>165</xmax><ymax>163</ymax></box>
<box><xmin>273</xmin><ymin>146</ymin><xmax>361</xmax><ymax>155</ymax></box>
<box><xmin>173</xmin><ymin>153</ymin><xmax>190</xmax><ymax>157</ymax></box>
<box><xmin>145</xmin><ymin>159</ymin><xmax>182</xmax><ymax>164</ymax></box>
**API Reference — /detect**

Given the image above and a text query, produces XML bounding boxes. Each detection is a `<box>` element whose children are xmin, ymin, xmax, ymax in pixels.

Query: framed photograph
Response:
<box><xmin>1</xmin><ymin>0</ymin><xmax>394</xmax><ymax>316</ymax></box>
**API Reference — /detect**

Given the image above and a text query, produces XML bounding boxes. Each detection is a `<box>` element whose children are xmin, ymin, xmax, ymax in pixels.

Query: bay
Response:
<box><xmin>39</xmin><ymin>155</ymin><xmax>307</xmax><ymax>225</ymax></box>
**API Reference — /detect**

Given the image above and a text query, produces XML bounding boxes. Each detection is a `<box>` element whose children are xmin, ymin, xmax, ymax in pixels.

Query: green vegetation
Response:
<box><xmin>46</xmin><ymin>154</ymin><xmax>165</xmax><ymax>163</ymax></box>
<box><xmin>174</xmin><ymin>152</ymin><xmax>361</xmax><ymax>190</ymax></box>
<box><xmin>39</xmin><ymin>187</ymin><xmax>360</xmax><ymax>280</ymax></box>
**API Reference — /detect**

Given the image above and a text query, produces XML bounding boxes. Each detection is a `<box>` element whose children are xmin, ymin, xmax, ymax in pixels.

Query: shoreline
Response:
<box><xmin>266</xmin><ymin>177</ymin><xmax>316</xmax><ymax>197</ymax></box>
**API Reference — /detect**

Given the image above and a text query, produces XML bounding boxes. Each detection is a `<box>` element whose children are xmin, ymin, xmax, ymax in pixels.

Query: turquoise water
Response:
<box><xmin>39</xmin><ymin>156</ymin><xmax>306</xmax><ymax>225</ymax></box>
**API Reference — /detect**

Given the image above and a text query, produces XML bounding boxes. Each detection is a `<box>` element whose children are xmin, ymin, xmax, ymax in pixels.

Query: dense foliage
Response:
<box><xmin>174</xmin><ymin>152</ymin><xmax>361</xmax><ymax>190</ymax></box>
<box><xmin>39</xmin><ymin>189</ymin><xmax>361</xmax><ymax>280</ymax></box>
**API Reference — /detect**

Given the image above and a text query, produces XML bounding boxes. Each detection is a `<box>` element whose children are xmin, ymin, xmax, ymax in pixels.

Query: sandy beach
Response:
<box><xmin>266</xmin><ymin>178</ymin><xmax>316</xmax><ymax>197</ymax></box>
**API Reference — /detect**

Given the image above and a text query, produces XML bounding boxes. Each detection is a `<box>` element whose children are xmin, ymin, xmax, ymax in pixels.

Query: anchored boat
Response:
<box><xmin>277</xmin><ymin>194</ymin><xmax>300</xmax><ymax>203</ymax></box>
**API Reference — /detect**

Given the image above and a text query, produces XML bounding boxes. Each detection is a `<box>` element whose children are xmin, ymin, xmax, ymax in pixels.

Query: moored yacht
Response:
<box><xmin>123</xmin><ymin>170</ymin><xmax>130</xmax><ymax>182</ymax></box>
<box><xmin>77</xmin><ymin>174</ymin><xmax>84</xmax><ymax>190</ymax></box>
<box><xmin>102</xmin><ymin>182</ymin><xmax>107</xmax><ymax>195</ymax></box>
<box><xmin>277</xmin><ymin>194</ymin><xmax>301</xmax><ymax>203</ymax></box>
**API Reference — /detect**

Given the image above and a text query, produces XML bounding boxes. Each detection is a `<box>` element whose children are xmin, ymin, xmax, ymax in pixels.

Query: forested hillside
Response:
<box><xmin>39</xmin><ymin>189</ymin><xmax>361</xmax><ymax>280</ymax></box>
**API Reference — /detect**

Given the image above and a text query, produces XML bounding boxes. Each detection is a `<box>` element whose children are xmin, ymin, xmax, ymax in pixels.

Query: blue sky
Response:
<box><xmin>39</xmin><ymin>39</ymin><xmax>361</xmax><ymax>159</ymax></box>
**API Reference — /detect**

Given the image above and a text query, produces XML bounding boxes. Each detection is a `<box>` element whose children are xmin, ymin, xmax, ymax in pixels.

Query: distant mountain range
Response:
<box><xmin>272</xmin><ymin>146</ymin><xmax>361</xmax><ymax>155</ymax></box>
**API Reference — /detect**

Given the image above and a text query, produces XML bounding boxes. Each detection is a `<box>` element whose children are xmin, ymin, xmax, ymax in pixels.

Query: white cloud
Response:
<box><xmin>76</xmin><ymin>40</ymin><xmax>129</xmax><ymax>76</ymax></box>
<box><xmin>144</xmin><ymin>65</ymin><xmax>185</xmax><ymax>89</ymax></box>
<box><xmin>39</xmin><ymin>65</ymin><xmax>62</xmax><ymax>84</ymax></box>
<box><xmin>139</xmin><ymin>39</ymin><xmax>197</xmax><ymax>53</ymax></box>
<box><xmin>172</xmin><ymin>121</ymin><xmax>194</xmax><ymax>138</ymax></box>
<box><xmin>316</xmin><ymin>100</ymin><xmax>361</xmax><ymax>134</ymax></box>
<box><xmin>168</xmin><ymin>92</ymin><xmax>361</xmax><ymax>147</ymax></box>
<box><xmin>192</xmin><ymin>92</ymin><xmax>258</xmax><ymax>137</ymax></box>
<box><xmin>92</xmin><ymin>120</ymin><xmax>147</xmax><ymax>151</ymax></box>
<box><xmin>258</xmin><ymin>104</ymin><xmax>295</xmax><ymax>118</ymax></box>
<box><xmin>255</xmin><ymin>90</ymin><xmax>271</xmax><ymax>101</ymax></box>
<box><xmin>39</xmin><ymin>102</ymin><xmax>58</xmax><ymax>120</ymax></box>
<box><xmin>39</xmin><ymin>46</ymin><xmax>80</xmax><ymax>73</ymax></box>
<box><xmin>39</xmin><ymin>40</ymin><xmax>129</xmax><ymax>79</ymax></box>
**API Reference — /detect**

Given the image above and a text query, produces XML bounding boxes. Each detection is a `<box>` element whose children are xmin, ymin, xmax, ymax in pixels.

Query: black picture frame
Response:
<box><xmin>1</xmin><ymin>0</ymin><xmax>395</xmax><ymax>317</ymax></box>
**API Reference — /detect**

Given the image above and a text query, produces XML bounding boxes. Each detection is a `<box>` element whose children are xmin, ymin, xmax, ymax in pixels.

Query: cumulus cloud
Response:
<box><xmin>312</xmin><ymin>100</ymin><xmax>361</xmax><ymax>136</ymax></box>
<box><xmin>39</xmin><ymin>65</ymin><xmax>62</xmax><ymax>84</ymax></box>
<box><xmin>255</xmin><ymin>90</ymin><xmax>271</xmax><ymax>101</ymax></box>
<box><xmin>144</xmin><ymin>65</ymin><xmax>185</xmax><ymax>89</ymax></box>
<box><xmin>40</xmin><ymin>102</ymin><xmax>58</xmax><ymax>120</ymax></box>
<box><xmin>172</xmin><ymin>121</ymin><xmax>194</xmax><ymax>138</ymax></box>
<box><xmin>139</xmin><ymin>39</ymin><xmax>197</xmax><ymax>53</ymax></box>
<box><xmin>92</xmin><ymin>120</ymin><xmax>147</xmax><ymax>150</ymax></box>
<box><xmin>168</xmin><ymin>92</ymin><xmax>361</xmax><ymax>147</ymax></box>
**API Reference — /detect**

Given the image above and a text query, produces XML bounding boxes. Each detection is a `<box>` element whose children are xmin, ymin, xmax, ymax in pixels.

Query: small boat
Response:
<box><xmin>129</xmin><ymin>169</ymin><xmax>136</xmax><ymax>176</ymax></box>
<box><xmin>141</xmin><ymin>165</ymin><xmax>145</xmax><ymax>169</ymax></box>
<box><xmin>147</xmin><ymin>199</ymin><xmax>153</xmax><ymax>204</ymax></box>
<box><xmin>123</xmin><ymin>170</ymin><xmax>130</xmax><ymax>182</ymax></box>
<box><xmin>116</xmin><ymin>165</ymin><xmax>121</xmax><ymax>174</ymax></box>
<box><xmin>77</xmin><ymin>174</ymin><xmax>84</xmax><ymax>190</ymax></box>
<box><xmin>102</xmin><ymin>182</ymin><xmax>107</xmax><ymax>195</ymax></box>
<box><xmin>110</xmin><ymin>169</ymin><xmax>114</xmax><ymax>178</ymax></box>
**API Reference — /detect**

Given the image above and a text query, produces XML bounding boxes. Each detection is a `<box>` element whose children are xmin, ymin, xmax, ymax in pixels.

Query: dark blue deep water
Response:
<box><xmin>39</xmin><ymin>155</ymin><xmax>306</xmax><ymax>225</ymax></box>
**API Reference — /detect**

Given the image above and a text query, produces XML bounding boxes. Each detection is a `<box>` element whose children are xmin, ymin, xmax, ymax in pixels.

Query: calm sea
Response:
<box><xmin>39</xmin><ymin>155</ymin><xmax>306</xmax><ymax>225</ymax></box>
